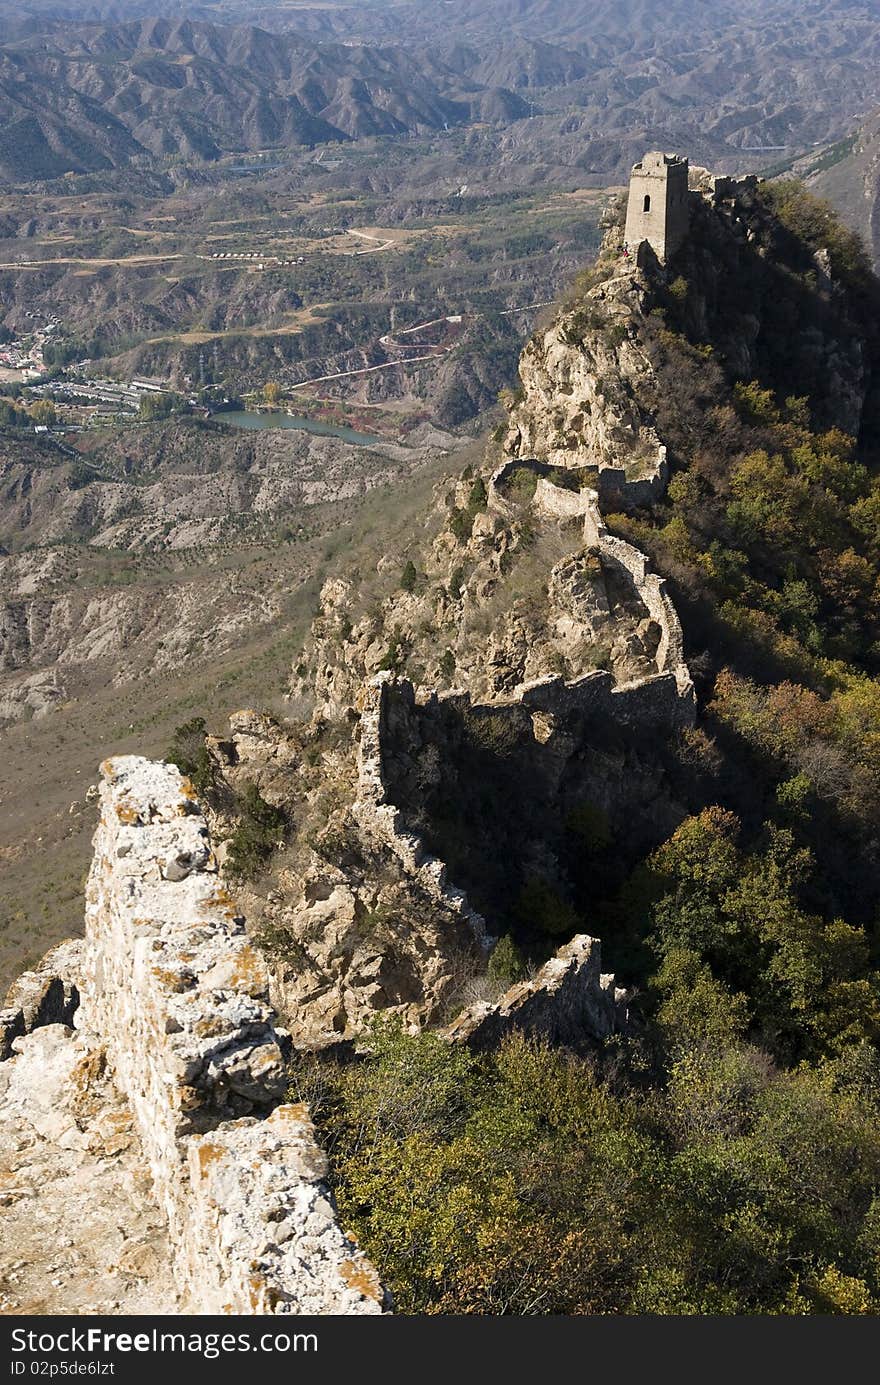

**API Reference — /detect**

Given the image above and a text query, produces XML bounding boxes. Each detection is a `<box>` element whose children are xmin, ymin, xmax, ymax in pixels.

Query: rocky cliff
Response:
<box><xmin>197</xmin><ymin>201</ymin><xmax>708</xmax><ymax>1050</ymax></box>
<box><xmin>256</xmin><ymin>167</ymin><xmax>880</xmax><ymax>1054</ymax></box>
<box><xmin>504</xmin><ymin>240</ymin><xmax>668</xmax><ymax>503</ymax></box>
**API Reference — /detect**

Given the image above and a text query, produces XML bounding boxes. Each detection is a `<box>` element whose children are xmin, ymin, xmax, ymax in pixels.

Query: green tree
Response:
<box><xmin>29</xmin><ymin>399</ymin><xmax>56</xmax><ymax>426</ymax></box>
<box><xmin>488</xmin><ymin>934</ymin><xmax>527</xmax><ymax>986</ymax></box>
<box><xmin>226</xmin><ymin>783</ymin><xmax>286</xmax><ymax>879</ymax></box>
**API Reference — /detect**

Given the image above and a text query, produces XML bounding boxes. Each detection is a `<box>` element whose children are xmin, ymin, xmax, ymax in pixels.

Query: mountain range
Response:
<box><xmin>810</xmin><ymin>106</ymin><xmax>880</xmax><ymax>271</ymax></box>
<box><xmin>0</xmin><ymin>18</ymin><xmax>529</xmax><ymax>179</ymax></box>
<box><xmin>2</xmin><ymin>2</ymin><xmax>880</xmax><ymax>181</ymax></box>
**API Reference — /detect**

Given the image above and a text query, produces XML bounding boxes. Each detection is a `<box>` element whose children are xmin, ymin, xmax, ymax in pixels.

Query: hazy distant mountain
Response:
<box><xmin>0</xmin><ymin>17</ymin><xmax>530</xmax><ymax>178</ymax></box>
<box><xmin>1</xmin><ymin>1</ymin><xmax>880</xmax><ymax>182</ymax></box>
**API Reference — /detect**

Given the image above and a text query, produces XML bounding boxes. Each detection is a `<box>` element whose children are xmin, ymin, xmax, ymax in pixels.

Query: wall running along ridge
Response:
<box><xmin>354</xmin><ymin>661</ymin><xmax>689</xmax><ymax>979</ymax></box>
<box><xmin>81</xmin><ymin>755</ymin><xmax>384</xmax><ymax>1315</ymax></box>
<box><xmin>580</xmin><ymin>492</ymin><xmax>692</xmax><ymax>698</ymax></box>
<box><xmin>490</xmin><ymin>463</ymin><xmax>694</xmax><ymax>704</ymax></box>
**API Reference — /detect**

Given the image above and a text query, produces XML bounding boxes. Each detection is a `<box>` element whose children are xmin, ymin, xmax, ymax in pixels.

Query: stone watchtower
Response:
<box><xmin>624</xmin><ymin>151</ymin><xmax>690</xmax><ymax>263</ymax></box>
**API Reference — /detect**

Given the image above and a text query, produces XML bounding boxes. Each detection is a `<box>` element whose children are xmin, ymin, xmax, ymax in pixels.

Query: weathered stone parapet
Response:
<box><xmin>183</xmin><ymin>1104</ymin><xmax>383</xmax><ymax>1314</ymax></box>
<box><xmin>518</xmin><ymin>666</ymin><xmax>688</xmax><ymax>727</ymax></box>
<box><xmin>533</xmin><ymin>476</ymin><xmax>594</xmax><ymax>521</ymax></box>
<box><xmin>81</xmin><ymin>755</ymin><xmax>384</xmax><ymax>1315</ymax></box>
<box><xmin>491</xmin><ymin>463</ymin><xmax>693</xmax><ymax>710</ymax></box>
<box><xmin>354</xmin><ymin>674</ymin><xmax>489</xmax><ymax>948</ymax></box>
<box><xmin>594</xmin><ymin>447</ymin><xmax>669</xmax><ymax>509</ymax></box>
<box><xmin>444</xmin><ymin>935</ymin><xmax>630</xmax><ymax>1050</ymax></box>
<box><xmin>581</xmin><ymin>489</ymin><xmax>693</xmax><ymax>703</ymax></box>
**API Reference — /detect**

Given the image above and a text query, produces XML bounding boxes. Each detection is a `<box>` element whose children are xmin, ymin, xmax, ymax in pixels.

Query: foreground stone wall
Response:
<box><xmin>81</xmin><ymin>756</ymin><xmax>384</xmax><ymax>1315</ymax></box>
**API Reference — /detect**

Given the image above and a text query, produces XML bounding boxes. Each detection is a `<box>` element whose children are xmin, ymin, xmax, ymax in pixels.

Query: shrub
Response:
<box><xmin>166</xmin><ymin>717</ymin><xmax>214</xmax><ymax>798</ymax></box>
<box><xmin>487</xmin><ymin>933</ymin><xmax>527</xmax><ymax>986</ymax></box>
<box><xmin>514</xmin><ymin>876</ymin><xmax>581</xmax><ymax>938</ymax></box>
<box><xmin>668</xmin><ymin>276</ymin><xmax>688</xmax><ymax>303</ymax></box>
<box><xmin>226</xmin><ymin>782</ymin><xmax>286</xmax><ymax>879</ymax></box>
<box><xmin>449</xmin><ymin>507</ymin><xmax>474</xmax><ymax>543</ymax></box>
<box><xmin>468</xmin><ymin>477</ymin><xmax>488</xmax><ymax>511</ymax></box>
<box><xmin>379</xmin><ymin>633</ymin><xmax>408</xmax><ymax>673</ymax></box>
<box><xmin>565</xmin><ymin>801</ymin><xmax>612</xmax><ymax>853</ymax></box>
<box><xmin>439</xmin><ymin>648</ymin><xmax>456</xmax><ymax>681</ymax></box>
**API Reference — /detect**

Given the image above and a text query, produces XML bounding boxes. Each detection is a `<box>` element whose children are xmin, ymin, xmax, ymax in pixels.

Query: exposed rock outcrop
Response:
<box><xmin>0</xmin><ymin>938</ymin><xmax>83</xmax><ymax>1061</ymax></box>
<box><xmin>503</xmin><ymin>241</ymin><xmax>669</xmax><ymax>504</ymax></box>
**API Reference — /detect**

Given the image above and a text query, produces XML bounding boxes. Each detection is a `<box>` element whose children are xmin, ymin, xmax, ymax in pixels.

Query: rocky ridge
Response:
<box><xmin>2</xmin><ymin>170</ymin><xmax>766</xmax><ymax>1314</ymax></box>
<box><xmin>196</xmin><ymin>208</ymin><xmax>702</xmax><ymax>1050</ymax></box>
<box><xmin>250</xmin><ymin>161</ymin><xmax>880</xmax><ymax>1055</ymax></box>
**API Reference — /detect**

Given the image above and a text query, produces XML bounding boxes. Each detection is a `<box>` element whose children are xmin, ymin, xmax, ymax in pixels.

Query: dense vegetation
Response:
<box><xmin>614</xmin><ymin>182</ymin><xmax>880</xmax><ymax>936</ymax></box>
<box><xmin>293</xmin><ymin>1020</ymin><xmax>880</xmax><ymax>1314</ymax></box>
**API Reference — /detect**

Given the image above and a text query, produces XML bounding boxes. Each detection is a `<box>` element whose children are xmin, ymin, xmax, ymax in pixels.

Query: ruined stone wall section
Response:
<box><xmin>1</xmin><ymin>938</ymin><xmax>83</xmax><ymax>1061</ymax></box>
<box><xmin>489</xmin><ymin>462</ymin><xmax>692</xmax><ymax>704</ymax></box>
<box><xmin>444</xmin><ymin>935</ymin><xmax>630</xmax><ymax>1050</ymax></box>
<box><xmin>533</xmin><ymin>475</ymin><xmax>595</xmax><ymax>520</ymax></box>
<box><xmin>80</xmin><ymin>756</ymin><xmax>384</xmax><ymax>1315</ymax></box>
<box><xmin>354</xmin><ymin>658</ymin><xmax>692</xmax><ymax>979</ymax></box>
<box><xmin>353</xmin><ymin>675</ymin><xmax>490</xmax><ymax>947</ymax></box>
<box><xmin>581</xmin><ymin>491</ymin><xmax>691</xmax><ymax>698</ymax></box>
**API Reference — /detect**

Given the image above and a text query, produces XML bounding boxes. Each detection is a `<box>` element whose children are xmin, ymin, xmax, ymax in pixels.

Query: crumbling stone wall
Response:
<box><xmin>444</xmin><ymin>934</ymin><xmax>630</xmax><ymax>1049</ymax></box>
<box><xmin>81</xmin><ymin>756</ymin><xmax>384</xmax><ymax>1315</ymax></box>
<box><xmin>489</xmin><ymin>464</ymin><xmax>693</xmax><ymax>704</ymax></box>
<box><xmin>356</xmin><ymin>667</ymin><xmax>690</xmax><ymax>963</ymax></box>
<box><xmin>0</xmin><ymin>938</ymin><xmax>82</xmax><ymax>1061</ymax></box>
<box><xmin>581</xmin><ymin>491</ymin><xmax>691</xmax><ymax>697</ymax></box>
<box><xmin>354</xmin><ymin>675</ymin><xmax>489</xmax><ymax>948</ymax></box>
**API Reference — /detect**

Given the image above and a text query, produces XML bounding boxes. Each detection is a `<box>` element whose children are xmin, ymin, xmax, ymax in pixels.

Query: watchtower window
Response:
<box><xmin>643</xmin><ymin>194</ymin><xmax>651</xmax><ymax>213</ymax></box>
